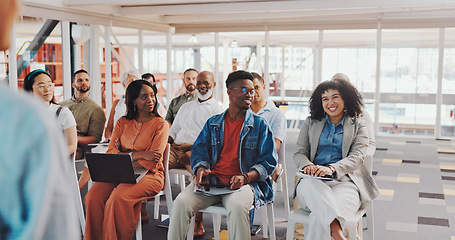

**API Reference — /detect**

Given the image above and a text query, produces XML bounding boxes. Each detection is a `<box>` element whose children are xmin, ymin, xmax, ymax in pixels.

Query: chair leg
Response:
<box><xmin>173</xmin><ymin>174</ymin><xmax>179</xmax><ymax>184</ymax></box>
<box><xmin>275</xmin><ymin>179</ymin><xmax>282</xmax><ymax>192</ymax></box>
<box><xmin>286</xmin><ymin>220</ymin><xmax>295</xmax><ymax>240</ymax></box>
<box><xmin>347</xmin><ymin>220</ymin><xmax>358</xmax><ymax>240</ymax></box>
<box><xmin>213</xmin><ymin>213</ymin><xmax>221</xmax><ymax>240</ymax></box>
<box><xmin>267</xmin><ymin>204</ymin><xmax>276</xmax><ymax>240</ymax></box>
<box><xmin>262</xmin><ymin>206</ymin><xmax>268</xmax><ymax>239</ymax></box>
<box><xmin>187</xmin><ymin>216</ymin><xmax>195</xmax><ymax>240</ymax></box>
<box><xmin>359</xmin><ymin>219</ymin><xmax>364</xmax><ymax>240</ymax></box>
<box><xmin>72</xmin><ymin>164</ymin><xmax>85</xmax><ymax>235</ymax></box>
<box><xmin>281</xmin><ymin>167</ymin><xmax>290</xmax><ymax>219</ymax></box>
<box><xmin>136</xmin><ymin>212</ymin><xmax>142</xmax><ymax>240</ymax></box>
<box><xmin>165</xmin><ymin>187</ymin><xmax>173</xmax><ymax>217</ymax></box>
<box><xmin>367</xmin><ymin>202</ymin><xmax>375</xmax><ymax>240</ymax></box>
<box><xmin>154</xmin><ymin>195</ymin><xmax>160</xmax><ymax>220</ymax></box>
<box><xmin>179</xmin><ymin>175</ymin><xmax>186</xmax><ymax>192</ymax></box>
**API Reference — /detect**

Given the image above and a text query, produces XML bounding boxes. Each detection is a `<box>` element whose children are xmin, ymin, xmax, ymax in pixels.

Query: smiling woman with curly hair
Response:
<box><xmin>309</xmin><ymin>79</ymin><xmax>364</xmax><ymax>121</ymax></box>
<box><xmin>293</xmin><ymin>79</ymin><xmax>378</xmax><ymax>240</ymax></box>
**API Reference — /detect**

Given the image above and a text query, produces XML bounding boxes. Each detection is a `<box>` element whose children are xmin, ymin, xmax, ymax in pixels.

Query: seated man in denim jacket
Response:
<box><xmin>168</xmin><ymin>70</ymin><xmax>277</xmax><ymax>240</ymax></box>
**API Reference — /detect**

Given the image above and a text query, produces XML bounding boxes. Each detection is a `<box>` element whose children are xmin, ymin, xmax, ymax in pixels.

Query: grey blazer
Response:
<box><xmin>294</xmin><ymin>116</ymin><xmax>379</xmax><ymax>204</ymax></box>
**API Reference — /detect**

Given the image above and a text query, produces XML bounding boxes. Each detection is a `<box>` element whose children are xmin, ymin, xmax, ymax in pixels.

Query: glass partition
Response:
<box><xmin>442</xmin><ymin>28</ymin><xmax>455</xmax><ymax>137</ymax></box>
<box><xmin>380</xmin><ymin>28</ymin><xmax>440</xmax><ymax>136</ymax></box>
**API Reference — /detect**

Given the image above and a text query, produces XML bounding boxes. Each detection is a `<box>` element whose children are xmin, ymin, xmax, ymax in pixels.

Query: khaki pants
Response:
<box><xmin>169</xmin><ymin>143</ymin><xmax>193</xmax><ymax>174</ymax></box>
<box><xmin>168</xmin><ymin>183</ymin><xmax>254</xmax><ymax>240</ymax></box>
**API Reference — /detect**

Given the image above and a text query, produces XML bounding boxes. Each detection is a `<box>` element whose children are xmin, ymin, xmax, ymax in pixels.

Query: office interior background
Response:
<box><xmin>3</xmin><ymin>1</ymin><xmax>455</xmax><ymax>240</ymax></box>
<box><xmin>2</xmin><ymin>0</ymin><xmax>455</xmax><ymax>140</ymax></box>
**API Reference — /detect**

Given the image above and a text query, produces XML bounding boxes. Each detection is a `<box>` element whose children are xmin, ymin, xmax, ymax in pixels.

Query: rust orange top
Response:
<box><xmin>107</xmin><ymin>116</ymin><xmax>169</xmax><ymax>174</ymax></box>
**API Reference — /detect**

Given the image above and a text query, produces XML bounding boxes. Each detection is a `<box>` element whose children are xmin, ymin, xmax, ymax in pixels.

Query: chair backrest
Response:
<box><xmin>72</xmin><ymin>153</ymin><xmax>86</xmax><ymax>235</ymax></box>
<box><xmin>163</xmin><ymin>143</ymin><xmax>171</xmax><ymax>187</ymax></box>
<box><xmin>277</xmin><ymin>137</ymin><xmax>285</xmax><ymax>165</ymax></box>
<box><xmin>162</xmin><ymin>143</ymin><xmax>173</xmax><ymax>215</ymax></box>
<box><xmin>163</xmin><ymin>143</ymin><xmax>171</xmax><ymax>181</ymax></box>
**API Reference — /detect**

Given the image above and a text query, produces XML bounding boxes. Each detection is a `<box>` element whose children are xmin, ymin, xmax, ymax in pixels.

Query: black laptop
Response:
<box><xmin>85</xmin><ymin>152</ymin><xmax>147</xmax><ymax>184</ymax></box>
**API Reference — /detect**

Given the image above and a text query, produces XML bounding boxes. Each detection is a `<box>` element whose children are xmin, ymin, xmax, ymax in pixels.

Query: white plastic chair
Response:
<box><xmin>186</xmin><ymin>201</ymin><xmax>276</xmax><ymax>240</ymax></box>
<box><xmin>169</xmin><ymin>168</ymin><xmax>193</xmax><ymax>192</ymax></box>
<box><xmin>72</xmin><ymin>153</ymin><xmax>86</xmax><ymax>236</ymax></box>
<box><xmin>135</xmin><ymin>143</ymin><xmax>173</xmax><ymax>239</ymax></box>
<box><xmin>274</xmin><ymin>140</ymin><xmax>290</xmax><ymax>219</ymax></box>
<box><xmin>286</xmin><ymin>155</ymin><xmax>375</xmax><ymax>240</ymax></box>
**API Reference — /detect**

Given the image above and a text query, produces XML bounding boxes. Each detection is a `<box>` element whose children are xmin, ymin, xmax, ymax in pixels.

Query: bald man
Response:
<box><xmin>167</xmin><ymin>71</ymin><xmax>225</xmax><ymax>236</ymax></box>
<box><xmin>331</xmin><ymin>73</ymin><xmax>375</xmax><ymax>156</ymax></box>
<box><xmin>168</xmin><ymin>71</ymin><xmax>225</xmax><ymax>173</ymax></box>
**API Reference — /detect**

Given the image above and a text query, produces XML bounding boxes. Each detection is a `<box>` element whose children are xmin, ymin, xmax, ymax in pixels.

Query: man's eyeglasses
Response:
<box><xmin>230</xmin><ymin>87</ymin><xmax>255</xmax><ymax>96</ymax></box>
<box><xmin>33</xmin><ymin>83</ymin><xmax>55</xmax><ymax>91</ymax></box>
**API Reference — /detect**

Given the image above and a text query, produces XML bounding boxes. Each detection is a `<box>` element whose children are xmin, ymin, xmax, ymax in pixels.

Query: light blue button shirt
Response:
<box><xmin>314</xmin><ymin>114</ymin><xmax>345</xmax><ymax>166</ymax></box>
<box><xmin>0</xmin><ymin>85</ymin><xmax>80</xmax><ymax>240</ymax></box>
<box><xmin>255</xmin><ymin>100</ymin><xmax>286</xmax><ymax>142</ymax></box>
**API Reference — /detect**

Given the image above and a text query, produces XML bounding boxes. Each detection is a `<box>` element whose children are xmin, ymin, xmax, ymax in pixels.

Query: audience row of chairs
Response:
<box><xmin>73</xmin><ymin>143</ymin><xmax>374</xmax><ymax>239</ymax></box>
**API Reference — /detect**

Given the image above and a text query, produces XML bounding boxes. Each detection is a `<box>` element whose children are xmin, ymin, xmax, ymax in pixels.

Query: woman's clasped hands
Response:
<box><xmin>303</xmin><ymin>165</ymin><xmax>334</xmax><ymax>177</ymax></box>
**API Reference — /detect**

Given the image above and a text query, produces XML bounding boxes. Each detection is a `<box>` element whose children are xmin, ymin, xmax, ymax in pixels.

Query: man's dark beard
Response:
<box><xmin>77</xmin><ymin>86</ymin><xmax>90</xmax><ymax>93</ymax></box>
<box><xmin>186</xmin><ymin>84</ymin><xmax>195</xmax><ymax>92</ymax></box>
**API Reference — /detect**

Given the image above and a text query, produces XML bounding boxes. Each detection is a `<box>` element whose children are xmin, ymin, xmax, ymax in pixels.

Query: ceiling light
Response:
<box><xmin>188</xmin><ymin>34</ymin><xmax>198</xmax><ymax>44</ymax></box>
<box><xmin>231</xmin><ymin>40</ymin><xmax>238</xmax><ymax>48</ymax></box>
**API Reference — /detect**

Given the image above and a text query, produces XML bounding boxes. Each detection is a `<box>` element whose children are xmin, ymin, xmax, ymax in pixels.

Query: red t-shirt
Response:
<box><xmin>210</xmin><ymin>115</ymin><xmax>244</xmax><ymax>185</ymax></box>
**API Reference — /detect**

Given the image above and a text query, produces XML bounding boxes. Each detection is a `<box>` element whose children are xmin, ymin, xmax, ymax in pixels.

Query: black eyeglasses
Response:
<box><xmin>230</xmin><ymin>87</ymin><xmax>255</xmax><ymax>96</ymax></box>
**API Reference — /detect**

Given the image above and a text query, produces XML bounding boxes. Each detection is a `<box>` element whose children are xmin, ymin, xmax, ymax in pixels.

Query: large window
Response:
<box><xmin>322</xmin><ymin>30</ymin><xmax>377</xmax><ymax>93</ymax></box>
<box><xmin>442</xmin><ymin>28</ymin><xmax>455</xmax><ymax>137</ymax></box>
<box><xmin>379</xmin><ymin>29</ymin><xmax>440</xmax><ymax>136</ymax></box>
<box><xmin>268</xmin><ymin>31</ymin><xmax>318</xmax><ymax>129</ymax></box>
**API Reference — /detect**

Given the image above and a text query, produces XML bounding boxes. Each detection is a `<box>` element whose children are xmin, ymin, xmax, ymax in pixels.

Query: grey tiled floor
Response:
<box><xmin>77</xmin><ymin>132</ymin><xmax>455</xmax><ymax>239</ymax></box>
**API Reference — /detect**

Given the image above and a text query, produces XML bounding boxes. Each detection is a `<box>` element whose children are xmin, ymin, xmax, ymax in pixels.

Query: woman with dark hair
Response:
<box><xmin>293</xmin><ymin>79</ymin><xmax>378</xmax><ymax>240</ymax></box>
<box><xmin>23</xmin><ymin>69</ymin><xmax>77</xmax><ymax>156</ymax></box>
<box><xmin>104</xmin><ymin>69</ymin><xmax>140</xmax><ymax>141</ymax></box>
<box><xmin>141</xmin><ymin>72</ymin><xmax>156</xmax><ymax>84</ymax></box>
<box><xmin>84</xmin><ymin>80</ymin><xmax>169</xmax><ymax>240</ymax></box>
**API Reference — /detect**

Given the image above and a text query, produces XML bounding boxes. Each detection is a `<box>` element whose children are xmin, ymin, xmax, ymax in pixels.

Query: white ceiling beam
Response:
<box><xmin>21</xmin><ymin>2</ymin><xmax>171</xmax><ymax>32</ymax></box>
<box><xmin>63</xmin><ymin>0</ymin><xmax>211</xmax><ymax>6</ymax></box>
<box><xmin>174</xmin><ymin>17</ymin><xmax>455</xmax><ymax>33</ymax></box>
<box><xmin>118</xmin><ymin>0</ymin><xmax>455</xmax><ymax>16</ymax></box>
<box><xmin>164</xmin><ymin>6</ymin><xmax>452</xmax><ymax>24</ymax></box>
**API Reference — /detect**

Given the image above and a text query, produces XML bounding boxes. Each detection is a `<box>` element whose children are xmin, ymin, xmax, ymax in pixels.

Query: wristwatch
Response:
<box><xmin>328</xmin><ymin>166</ymin><xmax>336</xmax><ymax>174</ymax></box>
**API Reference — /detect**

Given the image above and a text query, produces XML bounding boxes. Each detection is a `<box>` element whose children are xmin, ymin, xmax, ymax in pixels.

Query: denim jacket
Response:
<box><xmin>191</xmin><ymin>109</ymin><xmax>278</xmax><ymax>207</ymax></box>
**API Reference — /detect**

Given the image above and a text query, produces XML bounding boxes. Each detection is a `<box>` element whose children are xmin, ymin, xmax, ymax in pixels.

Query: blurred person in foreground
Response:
<box><xmin>0</xmin><ymin>0</ymin><xmax>80</xmax><ymax>239</ymax></box>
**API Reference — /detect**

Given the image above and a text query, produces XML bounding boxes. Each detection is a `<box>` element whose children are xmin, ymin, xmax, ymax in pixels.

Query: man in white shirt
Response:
<box><xmin>168</xmin><ymin>71</ymin><xmax>224</xmax><ymax>173</ymax></box>
<box><xmin>168</xmin><ymin>71</ymin><xmax>224</xmax><ymax>237</ymax></box>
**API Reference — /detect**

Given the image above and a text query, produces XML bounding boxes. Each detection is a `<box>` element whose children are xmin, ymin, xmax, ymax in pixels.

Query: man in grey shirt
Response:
<box><xmin>165</xmin><ymin>68</ymin><xmax>198</xmax><ymax>125</ymax></box>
